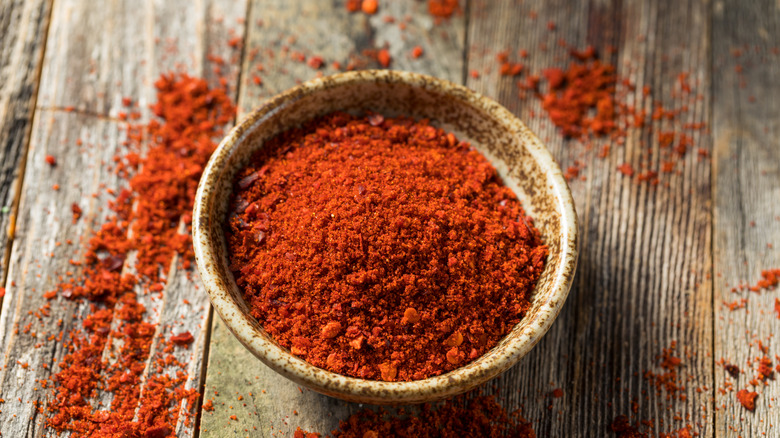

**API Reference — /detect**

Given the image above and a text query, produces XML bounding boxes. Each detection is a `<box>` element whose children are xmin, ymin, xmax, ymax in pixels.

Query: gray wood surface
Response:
<box><xmin>200</xmin><ymin>0</ymin><xmax>466</xmax><ymax>436</ymax></box>
<box><xmin>712</xmin><ymin>0</ymin><xmax>780</xmax><ymax>436</ymax></box>
<box><xmin>0</xmin><ymin>0</ymin><xmax>51</xmax><ymax>291</ymax></box>
<box><xmin>467</xmin><ymin>0</ymin><xmax>713</xmax><ymax>436</ymax></box>
<box><xmin>0</xmin><ymin>0</ymin><xmax>247</xmax><ymax>436</ymax></box>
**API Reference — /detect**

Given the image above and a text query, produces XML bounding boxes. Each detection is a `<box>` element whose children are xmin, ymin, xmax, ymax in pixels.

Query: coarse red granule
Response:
<box><xmin>377</xmin><ymin>48</ymin><xmax>391</xmax><ymax>68</ymax></box>
<box><xmin>226</xmin><ymin>113</ymin><xmax>547</xmax><ymax>381</ymax></box>
<box><xmin>756</xmin><ymin>356</ymin><xmax>774</xmax><ymax>382</ymax></box>
<box><xmin>46</xmin><ymin>74</ymin><xmax>235</xmax><ymax>437</ymax></box>
<box><xmin>361</xmin><ymin>0</ymin><xmax>378</xmax><ymax>15</ymax></box>
<box><xmin>326</xmin><ymin>395</ymin><xmax>534</xmax><ymax>438</ymax></box>
<box><xmin>518</xmin><ymin>46</ymin><xmax>706</xmax><ymax>185</ymax></box>
<box><xmin>45</xmin><ymin>154</ymin><xmax>57</xmax><ymax>166</ymax></box>
<box><xmin>736</xmin><ymin>389</ymin><xmax>758</xmax><ymax>411</ymax></box>
<box><xmin>775</xmin><ymin>298</ymin><xmax>780</xmax><ymax>319</ymax></box>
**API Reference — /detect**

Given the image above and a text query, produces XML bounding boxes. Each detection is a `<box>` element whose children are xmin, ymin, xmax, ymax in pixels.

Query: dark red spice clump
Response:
<box><xmin>226</xmin><ymin>113</ymin><xmax>548</xmax><ymax>381</ymax></box>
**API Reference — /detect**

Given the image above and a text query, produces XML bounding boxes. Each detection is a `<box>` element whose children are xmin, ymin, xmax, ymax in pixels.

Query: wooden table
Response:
<box><xmin>1</xmin><ymin>0</ymin><xmax>778</xmax><ymax>436</ymax></box>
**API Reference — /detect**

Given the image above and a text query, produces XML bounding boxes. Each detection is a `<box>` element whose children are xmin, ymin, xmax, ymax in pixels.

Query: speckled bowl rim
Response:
<box><xmin>193</xmin><ymin>70</ymin><xmax>578</xmax><ymax>404</ymax></box>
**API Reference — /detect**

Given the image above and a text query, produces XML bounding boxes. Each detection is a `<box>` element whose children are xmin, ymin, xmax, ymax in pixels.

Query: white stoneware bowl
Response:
<box><xmin>193</xmin><ymin>70</ymin><xmax>578</xmax><ymax>404</ymax></box>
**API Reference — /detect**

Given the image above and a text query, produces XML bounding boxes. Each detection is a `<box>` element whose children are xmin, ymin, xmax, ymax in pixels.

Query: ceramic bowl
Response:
<box><xmin>193</xmin><ymin>70</ymin><xmax>578</xmax><ymax>405</ymax></box>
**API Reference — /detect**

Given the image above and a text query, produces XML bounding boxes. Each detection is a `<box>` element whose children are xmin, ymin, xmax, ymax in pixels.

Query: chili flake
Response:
<box><xmin>226</xmin><ymin>113</ymin><xmax>547</xmax><ymax>381</ymax></box>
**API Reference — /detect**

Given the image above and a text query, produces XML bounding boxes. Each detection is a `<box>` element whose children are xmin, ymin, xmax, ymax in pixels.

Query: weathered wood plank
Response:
<box><xmin>200</xmin><ymin>1</ymin><xmax>466</xmax><ymax>436</ymax></box>
<box><xmin>467</xmin><ymin>0</ymin><xmax>713</xmax><ymax>436</ymax></box>
<box><xmin>0</xmin><ymin>0</ymin><xmax>247</xmax><ymax>436</ymax></box>
<box><xmin>0</xmin><ymin>0</ymin><xmax>51</xmax><ymax>292</ymax></box>
<box><xmin>712</xmin><ymin>0</ymin><xmax>780</xmax><ymax>436</ymax></box>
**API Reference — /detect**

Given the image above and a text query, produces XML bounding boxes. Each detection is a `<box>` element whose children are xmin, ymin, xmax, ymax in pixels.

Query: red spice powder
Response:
<box><xmin>294</xmin><ymin>428</ymin><xmax>321</xmax><ymax>438</ymax></box>
<box><xmin>377</xmin><ymin>48</ymin><xmax>391</xmax><ymax>68</ymax></box>
<box><xmin>610</xmin><ymin>415</ymin><xmax>647</xmax><ymax>438</ymax></box>
<box><xmin>325</xmin><ymin>395</ymin><xmax>535</xmax><ymax>437</ymax></box>
<box><xmin>428</xmin><ymin>0</ymin><xmax>460</xmax><ymax>19</ymax></box>
<box><xmin>748</xmin><ymin>268</ymin><xmax>779</xmax><ymax>292</ymax></box>
<box><xmin>736</xmin><ymin>389</ymin><xmax>758</xmax><ymax>411</ymax></box>
<box><xmin>724</xmin><ymin>363</ymin><xmax>740</xmax><ymax>378</ymax></box>
<box><xmin>226</xmin><ymin>113</ymin><xmax>547</xmax><ymax>381</ymax></box>
<box><xmin>170</xmin><ymin>331</ymin><xmax>195</xmax><ymax>345</ymax></box>
<box><xmin>520</xmin><ymin>47</ymin><xmax>706</xmax><ymax>185</ymax></box>
<box><xmin>46</xmin><ymin>75</ymin><xmax>235</xmax><ymax>437</ymax></box>
<box><xmin>643</xmin><ymin>341</ymin><xmax>685</xmax><ymax>402</ymax></box>
<box><xmin>361</xmin><ymin>0</ymin><xmax>378</xmax><ymax>15</ymax></box>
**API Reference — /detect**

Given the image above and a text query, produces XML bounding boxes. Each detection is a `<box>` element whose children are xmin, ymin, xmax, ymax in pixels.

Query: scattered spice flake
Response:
<box><xmin>229</xmin><ymin>414</ymin><xmax>238</xmax><ymax>421</ymax></box>
<box><xmin>71</xmin><ymin>203</ymin><xmax>83</xmax><ymax>223</ymax></box>
<box><xmin>523</xmin><ymin>48</ymin><xmax>704</xmax><ymax>185</ymax></box>
<box><xmin>643</xmin><ymin>341</ymin><xmax>685</xmax><ymax>401</ymax></box>
<box><xmin>45</xmin><ymin>155</ymin><xmax>57</xmax><ymax>166</ymax></box>
<box><xmin>377</xmin><ymin>49</ymin><xmax>391</xmax><ymax>68</ymax></box>
<box><xmin>307</xmin><ymin>56</ymin><xmax>324</xmax><ymax>69</ymax></box>
<box><xmin>361</xmin><ymin>0</ymin><xmax>378</xmax><ymax>15</ymax></box>
<box><xmin>723</xmin><ymin>298</ymin><xmax>747</xmax><ymax>311</ymax></box>
<box><xmin>469</xmin><ymin>69</ymin><xmax>480</xmax><ymax>78</ymax></box>
<box><xmin>775</xmin><ymin>298</ymin><xmax>780</xmax><ymax>319</ymax></box>
<box><xmin>170</xmin><ymin>331</ymin><xmax>195</xmax><ymax>346</ymax></box>
<box><xmin>202</xmin><ymin>399</ymin><xmax>214</xmax><ymax>411</ymax></box>
<box><xmin>345</xmin><ymin>0</ymin><xmax>360</xmax><ymax>13</ymax></box>
<box><xmin>46</xmin><ymin>74</ymin><xmax>235</xmax><ymax>437</ymax></box>
<box><xmin>227</xmin><ymin>36</ymin><xmax>242</xmax><ymax>48</ymax></box>
<box><xmin>0</xmin><ymin>287</ymin><xmax>5</xmax><ymax>298</ymax></box>
<box><xmin>757</xmin><ymin>356</ymin><xmax>774</xmax><ymax>382</ymax></box>
<box><xmin>324</xmin><ymin>394</ymin><xmax>534</xmax><ymax>437</ymax></box>
<box><xmin>294</xmin><ymin>427</ymin><xmax>321</xmax><ymax>438</ymax></box>
<box><xmin>617</xmin><ymin>163</ymin><xmax>635</xmax><ymax>177</ymax></box>
<box><xmin>564</xmin><ymin>165</ymin><xmax>580</xmax><ymax>181</ymax></box>
<box><xmin>252</xmin><ymin>75</ymin><xmax>263</xmax><ymax>86</ymax></box>
<box><xmin>551</xmin><ymin>388</ymin><xmax>563</xmax><ymax>398</ymax></box>
<box><xmin>736</xmin><ymin>389</ymin><xmax>758</xmax><ymax>411</ymax></box>
<box><xmin>411</xmin><ymin>46</ymin><xmax>424</xmax><ymax>59</ymax></box>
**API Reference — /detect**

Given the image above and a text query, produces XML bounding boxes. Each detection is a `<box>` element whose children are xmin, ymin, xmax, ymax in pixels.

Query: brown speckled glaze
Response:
<box><xmin>193</xmin><ymin>70</ymin><xmax>578</xmax><ymax>405</ymax></box>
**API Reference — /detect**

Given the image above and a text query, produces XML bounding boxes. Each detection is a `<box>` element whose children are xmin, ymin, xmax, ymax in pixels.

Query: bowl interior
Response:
<box><xmin>193</xmin><ymin>70</ymin><xmax>578</xmax><ymax>404</ymax></box>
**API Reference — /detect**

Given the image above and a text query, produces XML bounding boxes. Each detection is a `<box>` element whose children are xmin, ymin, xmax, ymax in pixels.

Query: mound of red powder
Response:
<box><xmin>226</xmin><ymin>112</ymin><xmax>547</xmax><ymax>381</ymax></box>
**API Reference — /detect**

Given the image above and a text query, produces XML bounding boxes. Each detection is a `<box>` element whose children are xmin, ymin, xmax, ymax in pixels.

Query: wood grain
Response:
<box><xmin>712</xmin><ymin>0</ymin><xmax>780</xmax><ymax>436</ymax></box>
<box><xmin>467</xmin><ymin>0</ymin><xmax>713</xmax><ymax>436</ymax></box>
<box><xmin>0</xmin><ymin>0</ymin><xmax>247</xmax><ymax>436</ymax></box>
<box><xmin>200</xmin><ymin>1</ymin><xmax>466</xmax><ymax>436</ymax></box>
<box><xmin>0</xmin><ymin>0</ymin><xmax>51</xmax><ymax>291</ymax></box>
